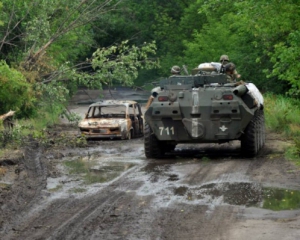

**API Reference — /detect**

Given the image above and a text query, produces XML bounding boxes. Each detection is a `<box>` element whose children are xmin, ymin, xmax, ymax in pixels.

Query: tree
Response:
<box><xmin>270</xmin><ymin>30</ymin><xmax>300</xmax><ymax>97</ymax></box>
<box><xmin>0</xmin><ymin>2</ymin><xmax>3</xmax><ymax>26</ymax></box>
<box><xmin>69</xmin><ymin>40</ymin><xmax>159</xmax><ymax>89</ymax></box>
<box><xmin>0</xmin><ymin>0</ymin><xmax>160</xmax><ymax>119</ymax></box>
<box><xmin>0</xmin><ymin>0</ymin><xmax>123</xmax><ymax>73</ymax></box>
<box><xmin>231</xmin><ymin>0</ymin><xmax>300</xmax><ymax>94</ymax></box>
<box><xmin>0</xmin><ymin>61</ymin><xmax>35</xmax><ymax>117</ymax></box>
<box><xmin>179</xmin><ymin>0</ymin><xmax>300</xmax><ymax>94</ymax></box>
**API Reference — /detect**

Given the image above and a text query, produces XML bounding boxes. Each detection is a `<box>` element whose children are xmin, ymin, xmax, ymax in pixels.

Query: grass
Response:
<box><xmin>0</xmin><ymin>108</ymin><xmax>60</xmax><ymax>149</ymax></box>
<box><xmin>264</xmin><ymin>93</ymin><xmax>300</xmax><ymax>136</ymax></box>
<box><xmin>1</xmin><ymin>111</ymin><xmax>87</xmax><ymax>149</ymax></box>
<box><xmin>264</xmin><ymin>93</ymin><xmax>300</xmax><ymax>163</ymax></box>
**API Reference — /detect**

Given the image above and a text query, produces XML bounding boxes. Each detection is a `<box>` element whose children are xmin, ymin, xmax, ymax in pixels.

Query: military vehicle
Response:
<box><xmin>144</xmin><ymin>63</ymin><xmax>265</xmax><ymax>158</ymax></box>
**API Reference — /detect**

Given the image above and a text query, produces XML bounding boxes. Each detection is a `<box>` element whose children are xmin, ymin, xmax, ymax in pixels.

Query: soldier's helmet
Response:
<box><xmin>220</xmin><ymin>55</ymin><xmax>230</xmax><ymax>62</ymax></box>
<box><xmin>224</xmin><ymin>63</ymin><xmax>235</xmax><ymax>73</ymax></box>
<box><xmin>171</xmin><ymin>65</ymin><xmax>181</xmax><ymax>74</ymax></box>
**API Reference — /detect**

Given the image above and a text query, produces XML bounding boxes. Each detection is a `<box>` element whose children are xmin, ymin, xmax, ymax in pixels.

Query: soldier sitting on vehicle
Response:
<box><xmin>224</xmin><ymin>63</ymin><xmax>238</xmax><ymax>83</ymax></box>
<box><xmin>145</xmin><ymin>65</ymin><xmax>180</xmax><ymax>109</ymax></box>
<box><xmin>220</xmin><ymin>54</ymin><xmax>230</xmax><ymax>67</ymax></box>
<box><xmin>220</xmin><ymin>55</ymin><xmax>241</xmax><ymax>80</ymax></box>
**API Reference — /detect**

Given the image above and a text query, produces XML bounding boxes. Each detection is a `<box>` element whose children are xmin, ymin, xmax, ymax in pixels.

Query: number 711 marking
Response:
<box><xmin>159</xmin><ymin>127</ymin><xmax>175</xmax><ymax>135</ymax></box>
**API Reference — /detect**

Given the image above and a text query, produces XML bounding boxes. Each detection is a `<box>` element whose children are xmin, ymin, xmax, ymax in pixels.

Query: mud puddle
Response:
<box><xmin>63</xmin><ymin>158</ymin><xmax>136</xmax><ymax>184</ymax></box>
<box><xmin>168</xmin><ymin>182</ymin><xmax>300</xmax><ymax>211</ymax></box>
<box><xmin>262</xmin><ymin>187</ymin><xmax>300</xmax><ymax>211</ymax></box>
<box><xmin>138</xmin><ymin>161</ymin><xmax>300</xmax><ymax>211</ymax></box>
<box><xmin>47</xmin><ymin>153</ymin><xmax>143</xmax><ymax>197</ymax></box>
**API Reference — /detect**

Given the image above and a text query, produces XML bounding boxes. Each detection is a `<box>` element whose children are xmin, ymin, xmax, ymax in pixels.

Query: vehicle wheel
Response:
<box><xmin>241</xmin><ymin>110</ymin><xmax>260</xmax><ymax>157</ymax></box>
<box><xmin>256</xmin><ymin>110</ymin><xmax>262</xmax><ymax>150</ymax></box>
<box><xmin>144</xmin><ymin>122</ymin><xmax>165</xmax><ymax>159</ymax></box>
<box><xmin>260</xmin><ymin>110</ymin><xmax>266</xmax><ymax>147</ymax></box>
<box><xmin>256</xmin><ymin>109</ymin><xmax>266</xmax><ymax>150</ymax></box>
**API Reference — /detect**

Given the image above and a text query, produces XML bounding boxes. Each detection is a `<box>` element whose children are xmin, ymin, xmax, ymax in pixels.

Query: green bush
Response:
<box><xmin>264</xmin><ymin>93</ymin><xmax>300</xmax><ymax>137</ymax></box>
<box><xmin>264</xmin><ymin>93</ymin><xmax>300</xmax><ymax>162</ymax></box>
<box><xmin>0</xmin><ymin>61</ymin><xmax>36</xmax><ymax>118</ymax></box>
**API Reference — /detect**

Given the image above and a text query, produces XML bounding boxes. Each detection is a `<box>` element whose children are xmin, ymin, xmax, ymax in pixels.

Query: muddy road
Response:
<box><xmin>1</xmin><ymin>89</ymin><xmax>300</xmax><ymax>240</ymax></box>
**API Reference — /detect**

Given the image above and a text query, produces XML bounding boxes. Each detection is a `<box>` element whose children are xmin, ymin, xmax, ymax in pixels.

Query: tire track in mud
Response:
<box><xmin>45</xmin><ymin>163</ymin><xmax>147</xmax><ymax>240</ymax></box>
<box><xmin>2</xmin><ymin>88</ymin><xmax>300</xmax><ymax>239</ymax></box>
<box><xmin>2</xmin><ymin>136</ymin><xmax>300</xmax><ymax>240</ymax></box>
<box><xmin>126</xmin><ymin>155</ymin><xmax>247</xmax><ymax>240</ymax></box>
<box><xmin>6</xmin><ymin>167</ymin><xmax>154</xmax><ymax>240</ymax></box>
<box><xmin>1</xmin><ymin>140</ymin><xmax>48</xmax><ymax>238</ymax></box>
<box><xmin>1</xmin><ymin>140</ymin><xmax>148</xmax><ymax>240</ymax></box>
<box><xmin>47</xmin><ymin>191</ymin><xmax>126</xmax><ymax>240</ymax></box>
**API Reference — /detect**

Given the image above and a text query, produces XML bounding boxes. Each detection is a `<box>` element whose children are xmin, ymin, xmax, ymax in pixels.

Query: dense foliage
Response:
<box><xmin>0</xmin><ymin>61</ymin><xmax>35</xmax><ymax>117</ymax></box>
<box><xmin>1</xmin><ymin>0</ymin><xmax>300</xmax><ymax>119</ymax></box>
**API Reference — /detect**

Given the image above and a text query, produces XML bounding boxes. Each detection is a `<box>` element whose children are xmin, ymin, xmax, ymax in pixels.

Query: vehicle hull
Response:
<box><xmin>144</xmin><ymin>74</ymin><xmax>265</xmax><ymax>158</ymax></box>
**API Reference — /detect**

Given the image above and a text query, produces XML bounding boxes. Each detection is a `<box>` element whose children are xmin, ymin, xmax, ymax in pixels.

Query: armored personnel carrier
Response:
<box><xmin>144</xmin><ymin>63</ymin><xmax>265</xmax><ymax>158</ymax></box>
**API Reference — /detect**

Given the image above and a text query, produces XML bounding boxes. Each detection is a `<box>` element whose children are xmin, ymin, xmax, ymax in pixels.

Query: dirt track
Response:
<box><xmin>1</xmin><ymin>89</ymin><xmax>300</xmax><ymax>240</ymax></box>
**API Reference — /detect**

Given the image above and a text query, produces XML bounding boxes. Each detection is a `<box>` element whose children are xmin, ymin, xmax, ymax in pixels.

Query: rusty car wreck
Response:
<box><xmin>78</xmin><ymin>100</ymin><xmax>144</xmax><ymax>139</ymax></box>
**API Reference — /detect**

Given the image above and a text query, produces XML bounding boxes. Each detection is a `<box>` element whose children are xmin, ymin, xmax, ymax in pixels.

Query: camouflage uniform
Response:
<box><xmin>226</xmin><ymin>73</ymin><xmax>236</xmax><ymax>83</ymax></box>
<box><xmin>224</xmin><ymin>63</ymin><xmax>237</xmax><ymax>83</ymax></box>
<box><xmin>220</xmin><ymin>55</ymin><xmax>240</xmax><ymax>83</ymax></box>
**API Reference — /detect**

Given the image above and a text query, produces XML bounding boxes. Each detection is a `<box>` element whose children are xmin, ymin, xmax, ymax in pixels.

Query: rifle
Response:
<box><xmin>182</xmin><ymin>65</ymin><xmax>189</xmax><ymax>75</ymax></box>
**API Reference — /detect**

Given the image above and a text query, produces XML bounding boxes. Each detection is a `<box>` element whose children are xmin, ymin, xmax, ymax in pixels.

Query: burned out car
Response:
<box><xmin>78</xmin><ymin>100</ymin><xmax>144</xmax><ymax>139</ymax></box>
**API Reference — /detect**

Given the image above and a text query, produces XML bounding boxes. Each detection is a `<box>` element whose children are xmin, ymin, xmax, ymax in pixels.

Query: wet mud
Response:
<box><xmin>1</xmin><ymin>89</ymin><xmax>300</xmax><ymax>240</ymax></box>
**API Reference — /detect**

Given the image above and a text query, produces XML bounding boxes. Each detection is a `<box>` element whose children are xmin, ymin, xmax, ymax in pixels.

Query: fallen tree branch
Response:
<box><xmin>0</xmin><ymin>110</ymin><xmax>16</xmax><ymax>121</ymax></box>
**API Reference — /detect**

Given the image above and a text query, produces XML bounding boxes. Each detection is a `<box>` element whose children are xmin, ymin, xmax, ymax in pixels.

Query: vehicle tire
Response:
<box><xmin>241</xmin><ymin>110</ymin><xmax>260</xmax><ymax>157</ymax></box>
<box><xmin>256</xmin><ymin>109</ymin><xmax>266</xmax><ymax>150</ymax></box>
<box><xmin>256</xmin><ymin>110</ymin><xmax>262</xmax><ymax>150</ymax></box>
<box><xmin>144</xmin><ymin>122</ymin><xmax>165</xmax><ymax>159</ymax></box>
<box><xmin>260</xmin><ymin>110</ymin><xmax>266</xmax><ymax>147</ymax></box>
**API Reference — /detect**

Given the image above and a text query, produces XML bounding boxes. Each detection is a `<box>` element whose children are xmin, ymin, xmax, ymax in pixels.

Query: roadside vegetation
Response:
<box><xmin>0</xmin><ymin>0</ymin><xmax>300</xmax><ymax>162</ymax></box>
<box><xmin>264</xmin><ymin>94</ymin><xmax>300</xmax><ymax>163</ymax></box>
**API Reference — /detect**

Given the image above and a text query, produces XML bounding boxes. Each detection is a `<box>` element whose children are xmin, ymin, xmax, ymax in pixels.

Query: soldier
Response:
<box><xmin>146</xmin><ymin>65</ymin><xmax>181</xmax><ymax>109</ymax></box>
<box><xmin>224</xmin><ymin>63</ymin><xmax>237</xmax><ymax>83</ymax></box>
<box><xmin>170</xmin><ymin>65</ymin><xmax>181</xmax><ymax>76</ymax></box>
<box><xmin>220</xmin><ymin>55</ymin><xmax>241</xmax><ymax>82</ymax></box>
<box><xmin>220</xmin><ymin>54</ymin><xmax>230</xmax><ymax>67</ymax></box>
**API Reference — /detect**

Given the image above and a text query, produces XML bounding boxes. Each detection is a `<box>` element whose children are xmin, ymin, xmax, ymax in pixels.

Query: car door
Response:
<box><xmin>135</xmin><ymin>103</ymin><xmax>144</xmax><ymax>135</ymax></box>
<box><xmin>128</xmin><ymin>104</ymin><xmax>138</xmax><ymax>137</ymax></box>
